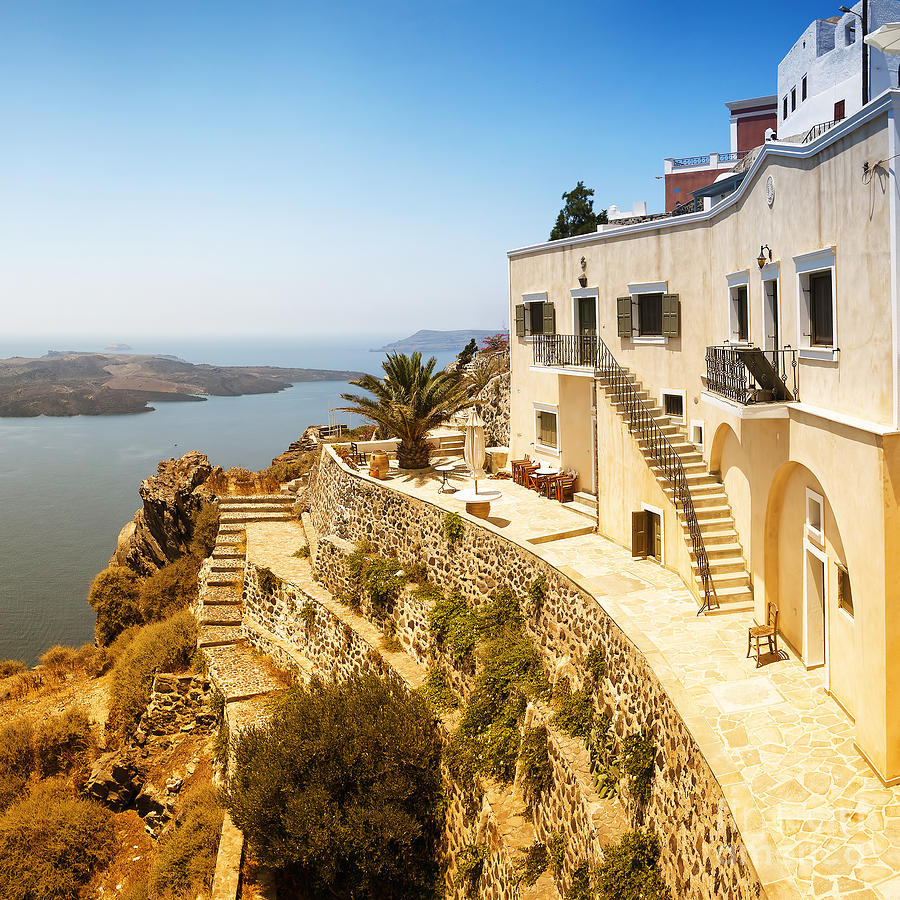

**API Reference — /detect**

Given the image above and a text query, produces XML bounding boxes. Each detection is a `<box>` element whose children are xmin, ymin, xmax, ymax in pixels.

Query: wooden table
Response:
<box><xmin>454</xmin><ymin>488</ymin><xmax>502</xmax><ymax>519</ymax></box>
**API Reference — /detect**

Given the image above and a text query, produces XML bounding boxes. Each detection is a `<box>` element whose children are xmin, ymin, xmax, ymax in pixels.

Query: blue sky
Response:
<box><xmin>0</xmin><ymin>1</ymin><xmax>842</xmax><ymax>339</ymax></box>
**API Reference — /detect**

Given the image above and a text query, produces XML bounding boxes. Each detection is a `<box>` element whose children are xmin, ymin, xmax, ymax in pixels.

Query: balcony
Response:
<box><xmin>532</xmin><ymin>334</ymin><xmax>598</xmax><ymax>369</ymax></box>
<box><xmin>704</xmin><ymin>345</ymin><xmax>798</xmax><ymax>405</ymax></box>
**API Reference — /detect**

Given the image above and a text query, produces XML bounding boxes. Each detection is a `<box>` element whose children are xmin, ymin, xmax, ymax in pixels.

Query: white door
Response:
<box><xmin>803</xmin><ymin>541</ymin><xmax>828</xmax><ymax>671</ymax></box>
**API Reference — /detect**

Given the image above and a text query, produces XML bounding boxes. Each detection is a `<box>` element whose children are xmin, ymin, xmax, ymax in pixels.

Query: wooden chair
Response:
<box><xmin>747</xmin><ymin>602</ymin><xmax>779</xmax><ymax>668</ymax></box>
<box><xmin>510</xmin><ymin>454</ymin><xmax>532</xmax><ymax>485</ymax></box>
<box><xmin>525</xmin><ymin>467</ymin><xmax>547</xmax><ymax>493</ymax></box>
<box><xmin>551</xmin><ymin>472</ymin><xmax>577</xmax><ymax>503</ymax></box>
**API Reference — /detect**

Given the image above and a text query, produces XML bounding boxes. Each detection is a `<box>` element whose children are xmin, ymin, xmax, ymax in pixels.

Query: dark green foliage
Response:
<box><xmin>0</xmin><ymin>662</ymin><xmax>25</xmax><ymax>679</ymax></box>
<box><xmin>454</xmin><ymin>843</ymin><xmax>486</xmax><ymax>899</ymax></box>
<box><xmin>256</xmin><ymin>566</ymin><xmax>279</xmax><ymax>595</ymax></box>
<box><xmin>428</xmin><ymin>592</ymin><xmax>479</xmax><ymax>661</ymax></box>
<box><xmin>594</xmin><ymin>829</ymin><xmax>670</xmax><ymax>900</ymax></box>
<box><xmin>88</xmin><ymin>565</ymin><xmax>143</xmax><ymax>646</ymax></box>
<box><xmin>299</xmin><ymin>601</ymin><xmax>316</xmax><ymax>630</ymax></box>
<box><xmin>33</xmin><ymin>708</ymin><xmax>93</xmax><ymax>780</ymax></box>
<box><xmin>266</xmin><ymin>449</ymin><xmax>318</xmax><ymax>484</ymax></box>
<box><xmin>443</xmin><ymin>512</ymin><xmax>465</xmax><ymax>545</ymax></box>
<box><xmin>527</xmin><ymin>574</ymin><xmax>547</xmax><ymax>613</ymax></box>
<box><xmin>139</xmin><ymin>554</ymin><xmax>201</xmax><ymax>622</ymax></box>
<box><xmin>341</xmin><ymin>352</ymin><xmax>469</xmax><ymax>469</ymax></box>
<box><xmin>549</xmin><ymin>181</ymin><xmax>608</xmax><ymax>241</ymax></box>
<box><xmin>291</xmin><ymin>545</ymin><xmax>310</xmax><ymax>559</ymax></box>
<box><xmin>567</xmin><ymin>862</ymin><xmax>592</xmax><ymax>900</ymax></box>
<box><xmin>456</xmin><ymin>339</ymin><xmax>479</xmax><ymax>370</ymax></box>
<box><xmin>588</xmin><ymin>714</ymin><xmax>619</xmax><ymax>799</ymax></box>
<box><xmin>402</xmin><ymin>559</ymin><xmax>429</xmax><ymax>584</ymax></box>
<box><xmin>476</xmin><ymin>586</ymin><xmax>523</xmax><ymax>639</ymax></box>
<box><xmin>422</xmin><ymin>667</ymin><xmax>458</xmax><ymax>712</ymax></box>
<box><xmin>109</xmin><ymin>611</ymin><xmax>198</xmax><ymax>737</ymax></box>
<box><xmin>364</xmin><ymin>557</ymin><xmax>407</xmax><ymax>611</ymax></box>
<box><xmin>552</xmin><ymin>680</ymin><xmax>595</xmax><ymax>739</ymax></box>
<box><xmin>515</xmin><ymin>840</ymin><xmax>548</xmax><ymax>887</ymax></box>
<box><xmin>413</xmin><ymin>581</ymin><xmax>443</xmax><ymax>604</ymax></box>
<box><xmin>0</xmin><ymin>719</ymin><xmax>35</xmax><ymax>814</ymax></box>
<box><xmin>149</xmin><ymin>784</ymin><xmax>223</xmax><ymax>899</ymax></box>
<box><xmin>0</xmin><ymin>779</ymin><xmax>116</xmax><ymax>900</ymax></box>
<box><xmin>547</xmin><ymin>831</ymin><xmax>566</xmax><ymax>874</ymax></box>
<box><xmin>190</xmin><ymin>500</ymin><xmax>220</xmax><ymax>558</ymax></box>
<box><xmin>225</xmin><ymin>674</ymin><xmax>442</xmax><ymax>899</ymax></box>
<box><xmin>585</xmin><ymin>646</ymin><xmax>607</xmax><ymax>683</ymax></box>
<box><xmin>518</xmin><ymin>726</ymin><xmax>552</xmax><ymax>807</ymax></box>
<box><xmin>212</xmin><ymin>720</ymin><xmax>230</xmax><ymax>772</ymax></box>
<box><xmin>621</xmin><ymin>731</ymin><xmax>656</xmax><ymax>802</ymax></box>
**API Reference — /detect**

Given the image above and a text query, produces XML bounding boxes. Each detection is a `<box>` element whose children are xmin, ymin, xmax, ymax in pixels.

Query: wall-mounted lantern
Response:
<box><xmin>578</xmin><ymin>256</ymin><xmax>588</xmax><ymax>287</ymax></box>
<box><xmin>757</xmin><ymin>245</ymin><xmax>772</xmax><ymax>269</ymax></box>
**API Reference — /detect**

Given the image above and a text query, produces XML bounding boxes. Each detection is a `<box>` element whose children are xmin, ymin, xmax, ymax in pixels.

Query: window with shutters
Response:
<box><xmin>661</xmin><ymin>390</ymin><xmax>685</xmax><ymax>423</ymax></box>
<box><xmin>623</xmin><ymin>282</ymin><xmax>675</xmax><ymax>343</ymax></box>
<box><xmin>729</xmin><ymin>284</ymin><xmax>750</xmax><ymax>342</ymax></box>
<box><xmin>529</xmin><ymin>302</ymin><xmax>545</xmax><ymax>335</ymax></box>
<box><xmin>632</xmin><ymin>506</ymin><xmax>664</xmax><ymax>562</ymax></box>
<box><xmin>515</xmin><ymin>294</ymin><xmax>555</xmax><ymax>338</ymax></box>
<box><xmin>795</xmin><ymin>249</ymin><xmax>837</xmax><ymax>358</ymax></box>
<box><xmin>638</xmin><ymin>293</ymin><xmax>663</xmax><ymax>335</ymax></box>
<box><xmin>534</xmin><ymin>404</ymin><xmax>559</xmax><ymax>452</ymax></box>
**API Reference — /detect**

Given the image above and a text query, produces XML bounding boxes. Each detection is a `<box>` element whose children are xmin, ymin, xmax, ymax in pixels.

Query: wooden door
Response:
<box><xmin>632</xmin><ymin>511</ymin><xmax>648</xmax><ymax>558</ymax></box>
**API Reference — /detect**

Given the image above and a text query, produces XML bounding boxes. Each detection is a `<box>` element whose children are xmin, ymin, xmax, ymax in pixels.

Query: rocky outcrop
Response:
<box><xmin>475</xmin><ymin>369</ymin><xmax>510</xmax><ymax>447</ymax></box>
<box><xmin>110</xmin><ymin>451</ymin><xmax>213</xmax><ymax>576</ymax></box>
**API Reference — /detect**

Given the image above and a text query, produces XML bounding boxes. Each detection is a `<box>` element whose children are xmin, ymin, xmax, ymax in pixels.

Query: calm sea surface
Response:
<box><xmin>0</xmin><ymin>336</ymin><xmax>458</xmax><ymax>664</ymax></box>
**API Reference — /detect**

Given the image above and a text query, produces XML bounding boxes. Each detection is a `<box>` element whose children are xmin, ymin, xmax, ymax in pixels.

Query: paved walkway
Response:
<box><xmin>355</xmin><ymin>463</ymin><xmax>900</xmax><ymax>899</ymax></box>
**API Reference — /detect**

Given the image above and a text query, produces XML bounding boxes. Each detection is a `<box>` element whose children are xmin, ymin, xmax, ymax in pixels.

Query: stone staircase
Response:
<box><xmin>429</xmin><ymin>429</ymin><xmax>466</xmax><ymax>457</ymax></box>
<box><xmin>597</xmin><ymin>368</ymin><xmax>753</xmax><ymax>609</ymax></box>
<box><xmin>562</xmin><ymin>490</ymin><xmax>598</xmax><ymax>522</ymax></box>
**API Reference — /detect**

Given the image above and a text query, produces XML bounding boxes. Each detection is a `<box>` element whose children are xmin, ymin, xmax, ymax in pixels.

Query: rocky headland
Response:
<box><xmin>0</xmin><ymin>350</ymin><xmax>363</xmax><ymax>416</ymax></box>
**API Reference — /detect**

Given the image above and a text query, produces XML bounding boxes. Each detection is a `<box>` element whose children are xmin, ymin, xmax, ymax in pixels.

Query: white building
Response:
<box><xmin>778</xmin><ymin>0</ymin><xmax>900</xmax><ymax>138</ymax></box>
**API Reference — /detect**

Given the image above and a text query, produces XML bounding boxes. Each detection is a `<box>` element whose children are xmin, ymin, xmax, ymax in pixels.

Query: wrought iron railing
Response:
<box><xmin>672</xmin><ymin>154</ymin><xmax>711</xmax><ymax>168</ymax></box>
<box><xmin>705</xmin><ymin>345</ymin><xmax>799</xmax><ymax>404</ymax></box>
<box><xmin>803</xmin><ymin>118</ymin><xmax>844</xmax><ymax>144</ymax></box>
<box><xmin>595</xmin><ymin>340</ymin><xmax>717</xmax><ymax>614</ymax></box>
<box><xmin>716</xmin><ymin>151</ymin><xmax>747</xmax><ymax>163</ymax></box>
<box><xmin>532</xmin><ymin>333</ymin><xmax>598</xmax><ymax>368</ymax></box>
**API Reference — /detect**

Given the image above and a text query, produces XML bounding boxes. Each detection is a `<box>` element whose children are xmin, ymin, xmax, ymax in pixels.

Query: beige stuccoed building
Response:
<box><xmin>507</xmin><ymin>89</ymin><xmax>900</xmax><ymax>784</ymax></box>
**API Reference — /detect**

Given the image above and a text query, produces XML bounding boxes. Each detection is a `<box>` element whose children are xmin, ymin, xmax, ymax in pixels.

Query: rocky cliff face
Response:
<box><xmin>110</xmin><ymin>450</ymin><xmax>213</xmax><ymax>576</ymax></box>
<box><xmin>474</xmin><ymin>369</ymin><xmax>510</xmax><ymax>447</ymax></box>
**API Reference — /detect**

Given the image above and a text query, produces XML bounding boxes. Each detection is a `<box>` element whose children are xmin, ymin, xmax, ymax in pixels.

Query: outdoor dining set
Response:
<box><xmin>510</xmin><ymin>455</ymin><xmax>577</xmax><ymax>503</ymax></box>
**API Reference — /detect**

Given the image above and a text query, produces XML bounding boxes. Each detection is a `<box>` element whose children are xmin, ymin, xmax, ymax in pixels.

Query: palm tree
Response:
<box><xmin>341</xmin><ymin>352</ymin><xmax>468</xmax><ymax>469</ymax></box>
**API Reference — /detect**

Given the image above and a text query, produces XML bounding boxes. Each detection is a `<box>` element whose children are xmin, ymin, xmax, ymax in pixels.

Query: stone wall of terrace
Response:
<box><xmin>306</xmin><ymin>445</ymin><xmax>765</xmax><ymax>900</ymax></box>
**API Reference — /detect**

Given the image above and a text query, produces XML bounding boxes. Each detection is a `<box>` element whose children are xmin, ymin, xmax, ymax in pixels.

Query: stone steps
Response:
<box><xmin>200</xmin><ymin>603</ymin><xmax>243</xmax><ymax>626</ymax></box>
<box><xmin>204</xmin><ymin>641</ymin><xmax>286</xmax><ymax>703</ymax></box>
<box><xmin>198</xmin><ymin>625</ymin><xmax>242</xmax><ymax>647</ymax></box>
<box><xmin>207</xmin><ymin>573</ymin><xmax>242</xmax><ymax>588</ymax></box>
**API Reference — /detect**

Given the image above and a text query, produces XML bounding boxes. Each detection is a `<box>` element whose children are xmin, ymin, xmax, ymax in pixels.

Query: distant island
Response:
<box><xmin>0</xmin><ymin>351</ymin><xmax>364</xmax><ymax>417</ymax></box>
<box><xmin>373</xmin><ymin>329</ymin><xmax>504</xmax><ymax>353</ymax></box>
<box><xmin>105</xmin><ymin>342</ymin><xmax>132</xmax><ymax>351</ymax></box>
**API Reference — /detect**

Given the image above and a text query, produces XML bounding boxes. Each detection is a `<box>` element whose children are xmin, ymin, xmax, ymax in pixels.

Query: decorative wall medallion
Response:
<box><xmin>766</xmin><ymin>175</ymin><xmax>775</xmax><ymax>207</ymax></box>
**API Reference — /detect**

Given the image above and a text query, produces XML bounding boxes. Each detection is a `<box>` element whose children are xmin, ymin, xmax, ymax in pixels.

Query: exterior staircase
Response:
<box><xmin>596</xmin><ymin>356</ymin><xmax>752</xmax><ymax>612</ymax></box>
<box><xmin>563</xmin><ymin>490</ymin><xmax>598</xmax><ymax>522</ymax></box>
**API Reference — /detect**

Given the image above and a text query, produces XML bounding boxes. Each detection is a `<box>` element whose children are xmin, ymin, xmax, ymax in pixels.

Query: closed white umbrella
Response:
<box><xmin>866</xmin><ymin>23</ymin><xmax>900</xmax><ymax>53</ymax></box>
<box><xmin>463</xmin><ymin>407</ymin><xmax>486</xmax><ymax>493</ymax></box>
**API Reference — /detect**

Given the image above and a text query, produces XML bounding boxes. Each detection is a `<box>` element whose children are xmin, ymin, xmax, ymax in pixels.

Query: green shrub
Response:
<box><xmin>0</xmin><ymin>779</ymin><xmax>116</xmax><ymax>900</ymax></box>
<box><xmin>515</xmin><ymin>840</ymin><xmax>548</xmax><ymax>887</ymax></box>
<box><xmin>402</xmin><ymin>559</ymin><xmax>428</xmax><ymax>584</ymax></box>
<box><xmin>454</xmin><ymin>843</ymin><xmax>486</xmax><ymax>899</ymax></box>
<box><xmin>33</xmin><ymin>708</ymin><xmax>93</xmax><ymax>780</ymax></box>
<box><xmin>291</xmin><ymin>545</ymin><xmax>310</xmax><ymax>559</ymax></box>
<box><xmin>527</xmin><ymin>574</ymin><xmax>547</xmax><ymax>613</ymax></box>
<box><xmin>552</xmin><ymin>680</ymin><xmax>595</xmax><ymax>739</ymax></box>
<box><xmin>443</xmin><ymin>512</ymin><xmax>465</xmax><ymax>545</ymax></box>
<box><xmin>265</xmin><ymin>450</ymin><xmax>318</xmax><ymax>484</ymax></box>
<box><xmin>585</xmin><ymin>646</ymin><xmax>607</xmax><ymax>683</ymax></box>
<box><xmin>0</xmin><ymin>661</ymin><xmax>25</xmax><ymax>680</ymax></box>
<box><xmin>256</xmin><ymin>566</ymin><xmax>279</xmax><ymax>595</ymax></box>
<box><xmin>547</xmin><ymin>831</ymin><xmax>566</xmax><ymax>875</ymax></box>
<box><xmin>364</xmin><ymin>557</ymin><xmax>407</xmax><ymax>611</ymax></box>
<box><xmin>476</xmin><ymin>586</ymin><xmax>523</xmax><ymax>639</ymax></box>
<box><xmin>88</xmin><ymin>565</ymin><xmax>143</xmax><ymax>646</ymax></box>
<box><xmin>413</xmin><ymin>581</ymin><xmax>443</xmax><ymax>604</ymax></box>
<box><xmin>594</xmin><ymin>829</ymin><xmax>670</xmax><ymax>900</ymax></box>
<box><xmin>518</xmin><ymin>726</ymin><xmax>551</xmax><ymax>807</ymax></box>
<box><xmin>428</xmin><ymin>591</ymin><xmax>478</xmax><ymax>661</ymax></box>
<box><xmin>148</xmin><ymin>784</ymin><xmax>223</xmax><ymax>899</ymax></box>
<box><xmin>621</xmin><ymin>731</ymin><xmax>655</xmax><ymax>802</ymax></box>
<box><xmin>74</xmin><ymin>642</ymin><xmax>107</xmax><ymax>677</ymax></box>
<box><xmin>225</xmin><ymin>674</ymin><xmax>442</xmax><ymax>899</ymax></box>
<box><xmin>381</xmin><ymin>619</ymin><xmax>403</xmax><ymax>653</ymax></box>
<box><xmin>190</xmin><ymin>500</ymin><xmax>220</xmax><ymax>558</ymax></box>
<box><xmin>299</xmin><ymin>601</ymin><xmax>316</xmax><ymax>630</ymax></box>
<box><xmin>140</xmin><ymin>554</ymin><xmax>201</xmax><ymax>623</ymax></box>
<box><xmin>567</xmin><ymin>862</ymin><xmax>592</xmax><ymax>899</ymax></box>
<box><xmin>588</xmin><ymin>714</ymin><xmax>619</xmax><ymax>799</ymax></box>
<box><xmin>108</xmin><ymin>611</ymin><xmax>198</xmax><ymax>737</ymax></box>
<box><xmin>39</xmin><ymin>645</ymin><xmax>77</xmax><ymax>682</ymax></box>
<box><xmin>422</xmin><ymin>667</ymin><xmax>458</xmax><ymax>712</ymax></box>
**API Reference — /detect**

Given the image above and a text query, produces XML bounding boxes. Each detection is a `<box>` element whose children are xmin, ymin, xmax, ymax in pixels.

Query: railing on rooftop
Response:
<box><xmin>532</xmin><ymin>333</ymin><xmax>718</xmax><ymax>614</ymax></box>
<box><xmin>716</xmin><ymin>151</ymin><xmax>746</xmax><ymax>163</ymax></box>
<box><xmin>803</xmin><ymin>117</ymin><xmax>844</xmax><ymax>144</ymax></box>
<box><xmin>671</xmin><ymin>150</ymin><xmax>746</xmax><ymax>169</ymax></box>
<box><xmin>705</xmin><ymin>345</ymin><xmax>799</xmax><ymax>405</ymax></box>
<box><xmin>671</xmin><ymin>196</ymin><xmax>704</xmax><ymax>216</ymax></box>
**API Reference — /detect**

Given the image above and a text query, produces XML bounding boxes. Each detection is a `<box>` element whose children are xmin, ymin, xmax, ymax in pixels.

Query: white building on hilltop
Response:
<box><xmin>778</xmin><ymin>0</ymin><xmax>900</xmax><ymax>138</ymax></box>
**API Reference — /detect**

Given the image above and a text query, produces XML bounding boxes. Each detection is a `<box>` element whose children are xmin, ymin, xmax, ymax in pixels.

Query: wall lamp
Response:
<box><xmin>757</xmin><ymin>245</ymin><xmax>772</xmax><ymax>268</ymax></box>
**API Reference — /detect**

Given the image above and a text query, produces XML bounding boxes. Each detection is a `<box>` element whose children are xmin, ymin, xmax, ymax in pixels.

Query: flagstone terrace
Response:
<box><xmin>308</xmin><ymin>445</ymin><xmax>900</xmax><ymax>900</ymax></box>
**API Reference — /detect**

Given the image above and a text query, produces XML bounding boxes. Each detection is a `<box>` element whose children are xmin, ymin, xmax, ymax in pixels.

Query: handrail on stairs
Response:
<box><xmin>593</xmin><ymin>338</ymin><xmax>719</xmax><ymax>615</ymax></box>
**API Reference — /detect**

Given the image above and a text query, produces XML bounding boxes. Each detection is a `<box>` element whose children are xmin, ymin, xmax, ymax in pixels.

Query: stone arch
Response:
<box><xmin>709</xmin><ymin>423</ymin><xmax>752</xmax><ymax>560</ymax></box>
<box><xmin>708</xmin><ymin>422</ymin><xmax>739</xmax><ymax>477</ymax></box>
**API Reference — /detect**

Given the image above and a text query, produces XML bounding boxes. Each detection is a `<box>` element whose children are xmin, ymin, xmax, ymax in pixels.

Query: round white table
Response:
<box><xmin>535</xmin><ymin>466</ymin><xmax>559</xmax><ymax>477</ymax></box>
<box><xmin>435</xmin><ymin>463</ymin><xmax>461</xmax><ymax>493</ymax></box>
<box><xmin>454</xmin><ymin>488</ymin><xmax>502</xmax><ymax>519</ymax></box>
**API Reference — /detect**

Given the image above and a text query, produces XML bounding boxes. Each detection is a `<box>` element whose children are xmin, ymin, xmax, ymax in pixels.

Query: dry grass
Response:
<box><xmin>205</xmin><ymin>468</ymin><xmax>280</xmax><ymax>496</ymax></box>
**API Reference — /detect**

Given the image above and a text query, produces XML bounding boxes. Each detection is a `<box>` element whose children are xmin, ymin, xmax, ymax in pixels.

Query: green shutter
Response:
<box><xmin>515</xmin><ymin>304</ymin><xmax>526</xmax><ymax>337</ymax></box>
<box><xmin>542</xmin><ymin>302</ymin><xmax>556</xmax><ymax>335</ymax></box>
<box><xmin>662</xmin><ymin>294</ymin><xmax>680</xmax><ymax>337</ymax></box>
<box><xmin>617</xmin><ymin>296</ymin><xmax>633</xmax><ymax>338</ymax></box>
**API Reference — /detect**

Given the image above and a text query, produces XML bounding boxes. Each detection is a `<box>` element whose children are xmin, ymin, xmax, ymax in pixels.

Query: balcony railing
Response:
<box><xmin>705</xmin><ymin>345</ymin><xmax>799</xmax><ymax>404</ymax></box>
<box><xmin>533</xmin><ymin>333</ymin><xmax>598</xmax><ymax>368</ymax></box>
<box><xmin>803</xmin><ymin>117</ymin><xmax>844</xmax><ymax>144</ymax></box>
<box><xmin>672</xmin><ymin>154</ymin><xmax>711</xmax><ymax>168</ymax></box>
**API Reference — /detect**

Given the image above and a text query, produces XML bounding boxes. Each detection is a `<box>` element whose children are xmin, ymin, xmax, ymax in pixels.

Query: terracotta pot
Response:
<box><xmin>369</xmin><ymin>451</ymin><xmax>390</xmax><ymax>479</ymax></box>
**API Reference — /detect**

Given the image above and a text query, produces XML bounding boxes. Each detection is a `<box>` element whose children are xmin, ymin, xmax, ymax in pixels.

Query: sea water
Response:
<box><xmin>0</xmin><ymin>336</ymin><xmax>459</xmax><ymax>663</ymax></box>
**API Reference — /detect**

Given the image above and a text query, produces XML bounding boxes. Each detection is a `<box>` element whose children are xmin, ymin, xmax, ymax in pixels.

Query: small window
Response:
<box><xmin>791</xmin><ymin>87</ymin><xmax>797</xmax><ymax>112</ymax></box>
<box><xmin>535</xmin><ymin>409</ymin><xmax>558</xmax><ymax>450</ymax></box>
<box><xmin>638</xmin><ymin>293</ymin><xmax>663</xmax><ymax>336</ymax></box>
<box><xmin>809</xmin><ymin>273</ymin><xmax>833</xmax><ymax>346</ymax></box>
<box><xmin>801</xmin><ymin>75</ymin><xmax>808</xmax><ymax>101</ymax></box>
<box><xmin>662</xmin><ymin>391</ymin><xmax>684</xmax><ymax>422</ymax></box>
<box><xmin>806</xmin><ymin>488</ymin><xmax>824</xmax><ymax>545</ymax></box>
<box><xmin>846</xmin><ymin>21</ymin><xmax>856</xmax><ymax>44</ymax></box>
<box><xmin>729</xmin><ymin>283</ymin><xmax>749</xmax><ymax>342</ymax></box>
<box><xmin>690</xmin><ymin>421</ymin><xmax>705</xmax><ymax>448</ymax></box>
<box><xmin>796</xmin><ymin>250</ymin><xmax>836</xmax><ymax>353</ymax></box>
<box><xmin>529</xmin><ymin>302</ymin><xmax>545</xmax><ymax>335</ymax></box>
<box><xmin>837</xmin><ymin>564</ymin><xmax>853</xmax><ymax>616</ymax></box>
<box><xmin>783</xmin><ymin>96</ymin><xmax>788</xmax><ymax>119</ymax></box>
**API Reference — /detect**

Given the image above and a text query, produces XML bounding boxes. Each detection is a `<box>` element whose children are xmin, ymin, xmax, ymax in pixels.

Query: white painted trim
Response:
<box><xmin>641</xmin><ymin>502</ymin><xmax>665</xmax><ymax>565</ymax></box>
<box><xmin>760</xmin><ymin>264</ymin><xmax>781</xmax><ymax>354</ymax></box>
<box><xmin>799</xmin><ymin>348</ymin><xmax>839</xmax><ymax>362</ymax></box>
<box><xmin>529</xmin><ymin>365</ymin><xmax>594</xmax><ymax>378</ymax></box>
<box><xmin>789</xmin><ymin>402</ymin><xmax>899</xmax><ymax>436</ymax></box>
<box><xmin>802</xmin><ymin>538</ymin><xmax>829</xmax><ymax>677</ymax></box>
<box><xmin>726</xmin><ymin>269</ymin><xmax>750</xmax><ymax>287</ymax></box>
<box><xmin>507</xmin><ymin>91</ymin><xmax>898</xmax><ymax>258</ymax></box>
<box><xmin>570</xmin><ymin>287</ymin><xmax>598</xmax><ymax>299</ymax></box>
<box><xmin>631</xmin><ymin>335</ymin><xmax>669</xmax><ymax>345</ymax></box>
<box><xmin>727</xmin><ymin>271</ymin><xmax>751</xmax><ymax>343</ymax></box>
<box><xmin>533</xmin><ymin>402</ymin><xmax>560</xmax><ymax>455</ymax></box>
<box><xmin>794</xmin><ymin>246</ymin><xmax>837</xmax><ymax>273</ymax></box>
<box><xmin>889</xmin><ymin>107</ymin><xmax>900</xmax><ymax>430</ymax></box>
<box><xmin>571</xmin><ymin>288</ymin><xmax>599</xmax><ymax>338</ymax></box>
<box><xmin>690</xmin><ymin>419</ymin><xmax>705</xmax><ymax>448</ymax></box>
<box><xmin>522</xmin><ymin>292</ymin><xmax>548</xmax><ymax>303</ymax></box>
<box><xmin>806</xmin><ymin>487</ymin><xmax>825</xmax><ymax>547</ymax></box>
<box><xmin>700</xmin><ymin>391</ymin><xmax>792</xmax><ymax>419</ymax></box>
<box><xmin>627</xmin><ymin>280</ymin><xmax>668</xmax><ymax>294</ymax></box>
<box><xmin>660</xmin><ymin>388</ymin><xmax>687</xmax><ymax>424</ymax></box>
<box><xmin>795</xmin><ymin>249</ymin><xmax>837</xmax><ymax>353</ymax></box>
<box><xmin>759</xmin><ymin>260</ymin><xmax>780</xmax><ymax>281</ymax></box>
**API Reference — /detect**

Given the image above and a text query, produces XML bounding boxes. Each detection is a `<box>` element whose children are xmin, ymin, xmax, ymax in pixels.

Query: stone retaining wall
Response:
<box><xmin>307</xmin><ymin>446</ymin><xmax>764</xmax><ymax>900</ymax></box>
